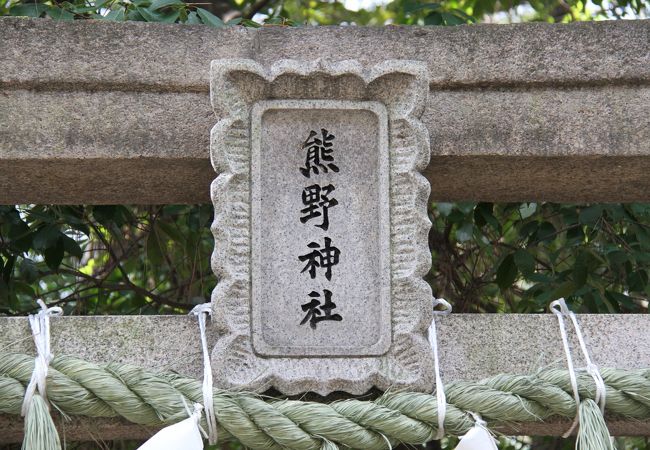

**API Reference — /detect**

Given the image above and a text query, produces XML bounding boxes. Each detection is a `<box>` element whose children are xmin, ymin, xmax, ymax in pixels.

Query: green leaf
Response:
<box><xmin>607</xmin><ymin>291</ymin><xmax>636</xmax><ymax>310</ymax></box>
<box><xmin>456</xmin><ymin>202</ymin><xmax>476</xmax><ymax>214</ymax></box>
<box><xmin>137</xmin><ymin>6</ymin><xmax>162</xmax><ymax>21</ymax></box>
<box><xmin>239</xmin><ymin>18</ymin><xmax>261</xmax><ymax>27</ymax></box>
<box><xmin>33</xmin><ymin>225</ymin><xmax>61</xmax><ymax>251</ymax></box>
<box><xmin>196</xmin><ymin>7</ymin><xmax>224</xmax><ymax>27</ymax></box>
<box><xmin>496</xmin><ymin>254</ymin><xmax>518</xmax><ymax>290</ymax></box>
<box><xmin>62</xmin><ymin>235</ymin><xmax>83</xmax><ymax>259</ymax></box>
<box><xmin>474</xmin><ymin>202</ymin><xmax>499</xmax><ymax>231</ymax></box>
<box><xmin>436</xmin><ymin>202</ymin><xmax>453</xmax><ymax>217</ymax></box>
<box><xmin>536</xmin><ymin>221</ymin><xmax>557</xmax><ymax>243</ymax></box>
<box><xmin>69</xmin><ymin>4</ymin><xmax>104</xmax><ymax>13</ymax></box>
<box><xmin>450</xmin><ymin>8</ymin><xmax>477</xmax><ymax>22</ymax></box>
<box><xmin>627</xmin><ymin>270</ymin><xmax>648</xmax><ymax>292</ymax></box>
<box><xmin>405</xmin><ymin>2</ymin><xmax>442</xmax><ymax>13</ymax></box>
<box><xmin>92</xmin><ymin>205</ymin><xmax>132</xmax><ymax>228</ymax></box>
<box><xmin>551</xmin><ymin>281</ymin><xmax>576</xmax><ymax>300</ymax></box>
<box><xmin>13</xmin><ymin>280</ymin><xmax>36</xmax><ymax>298</ymax></box>
<box><xmin>0</xmin><ymin>279</ymin><xmax>9</xmax><ymax>305</ymax></box>
<box><xmin>579</xmin><ymin>205</ymin><xmax>602</xmax><ymax>226</ymax></box>
<box><xmin>455</xmin><ymin>222</ymin><xmax>473</xmax><ymax>243</ymax></box>
<box><xmin>43</xmin><ymin>238</ymin><xmax>65</xmax><ymax>271</ymax></box>
<box><xmin>146</xmin><ymin>225</ymin><xmax>165</xmax><ymax>266</ymax></box>
<box><xmin>441</xmin><ymin>12</ymin><xmax>466</xmax><ymax>25</ymax></box>
<box><xmin>47</xmin><ymin>6</ymin><xmax>75</xmax><ymax>20</ymax></box>
<box><xmin>514</xmin><ymin>249</ymin><xmax>535</xmax><ymax>276</ymax></box>
<box><xmin>158</xmin><ymin>9</ymin><xmax>180</xmax><ymax>22</ymax></box>
<box><xmin>2</xmin><ymin>256</ymin><xmax>15</xmax><ymax>283</ymax></box>
<box><xmin>8</xmin><ymin>220</ymin><xmax>32</xmax><ymax>253</ymax></box>
<box><xmin>149</xmin><ymin>0</ymin><xmax>183</xmax><ymax>10</ymax></box>
<box><xmin>100</xmin><ymin>8</ymin><xmax>125</xmax><ymax>20</ymax></box>
<box><xmin>519</xmin><ymin>202</ymin><xmax>537</xmax><ymax>219</ymax></box>
<box><xmin>9</xmin><ymin>3</ymin><xmax>45</xmax><ymax>17</ymax></box>
<box><xmin>606</xmin><ymin>250</ymin><xmax>628</xmax><ymax>265</ymax></box>
<box><xmin>126</xmin><ymin>7</ymin><xmax>146</xmax><ymax>20</ymax></box>
<box><xmin>157</xmin><ymin>220</ymin><xmax>184</xmax><ymax>243</ymax></box>
<box><xmin>19</xmin><ymin>258</ymin><xmax>39</xmax><ymax>283</ymax></box>
<box><xmin>186</xmin><ymin>10</ymin><xmax>200</xmax><ymax>23</ymax></box>
<box><xmin>573</xmin><ymin>251</ymin><xmax>589</xmax><ymax>288</ymax></box>
<box><xmin>519</xmin><ymin>221</ymin><xmax>539</xmax><ymax>239</ymax></box>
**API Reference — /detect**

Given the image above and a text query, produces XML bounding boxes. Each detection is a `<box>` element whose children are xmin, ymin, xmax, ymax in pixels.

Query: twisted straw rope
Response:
<box><xmin>1</xmin><ymin>353</ymin><xmax>650</xmax><ymax>449</ymax></box>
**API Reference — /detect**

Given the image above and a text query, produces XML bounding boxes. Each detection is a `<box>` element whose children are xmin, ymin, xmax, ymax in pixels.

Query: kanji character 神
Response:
<box><xmin>298</xmin><ymin>237</ymin><xmax>341</xmax><ymax>281</ymax></box>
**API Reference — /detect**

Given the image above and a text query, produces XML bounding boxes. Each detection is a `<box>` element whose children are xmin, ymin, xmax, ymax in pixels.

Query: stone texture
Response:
<box><xmin>2</xmin><ymin>18</ymin><xmax>649</xmax><ymax>89</ymax></box>
<box><xmin>1</xmin><ymin>19</ymin><xmax>649</xmax><ymax>203</ymax></box>
<box><xmin>250</xmin><ymin>100</ymin><xmax>391</xmax><ymax>357</ymax></box>
<box><xmin>2</xmin><ymin>314</ymin><xmax>650</xmax><ymax>441</ymax></box>
<box><xmin>210</xmin><ymin>59</ymin><xmax>433</xmax><ymax>395</ymax></box>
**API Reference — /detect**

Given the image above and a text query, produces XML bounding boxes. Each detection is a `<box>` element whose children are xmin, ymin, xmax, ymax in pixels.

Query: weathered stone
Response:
<box><xmin>1</xmin><ymin>19</ymin><xmax>649</xmax><ymax>204</ymax></box>
<box><xmin>250</xmin><ymin>100</ymin><xmax>391</xmax><ymax>357</ymax></box>
<box><xmin>209</xmin><ymin>59</ymin><xmax>433</xmax><ymax>395</ymax></box>
<box><xmin>2</xmin><ymin>19</ymin><xmax>649</xmax><ymax>89</ymax></box>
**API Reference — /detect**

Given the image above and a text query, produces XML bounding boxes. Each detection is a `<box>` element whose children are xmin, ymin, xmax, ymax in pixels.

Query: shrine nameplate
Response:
<box><xmin>251</xmin><ymin>100</ymin><xmax>390</xmax><ymax>356</ymax></box>
<box><xmin>210</xmin><ymin>59</ymin><xmax>434</xmax><ymax>395</ymax></box>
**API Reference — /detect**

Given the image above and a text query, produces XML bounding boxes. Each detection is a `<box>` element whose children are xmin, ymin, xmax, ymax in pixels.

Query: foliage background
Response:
<box><xmin>1</xmin><ymin>0</ymin><xmax>649</xmax><ymax>448</ymax></box>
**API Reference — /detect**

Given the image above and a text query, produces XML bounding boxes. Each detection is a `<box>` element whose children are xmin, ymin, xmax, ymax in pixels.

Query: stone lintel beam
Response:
<box><xmin>1</xmin><ymin>314</ymin><xmax>650</xmax><ymax>440</ymax></box>
<box><xmin>1</xmin><ymin>18</ymin><xmax>649</xmax><ymax>204</ymax></box>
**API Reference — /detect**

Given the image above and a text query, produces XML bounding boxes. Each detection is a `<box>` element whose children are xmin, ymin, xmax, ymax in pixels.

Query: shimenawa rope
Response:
<box><xmin>3</xmin><ymin>352</ymin><xmax>650</xmax><ymax>450</ymax></box>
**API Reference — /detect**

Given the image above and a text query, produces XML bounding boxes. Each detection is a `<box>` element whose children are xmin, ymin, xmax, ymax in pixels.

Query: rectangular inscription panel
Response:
<box><xmin>251</xmin><ymin>100</ymin><xmax>390</xmax><ymax>356</ymax></box>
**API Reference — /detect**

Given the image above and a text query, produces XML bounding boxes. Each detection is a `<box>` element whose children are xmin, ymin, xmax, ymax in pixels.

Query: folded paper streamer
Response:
<box><xmin>138</xmin><ymin>404</ymin><xmax>204</xmax><ymax>450</ymax></box>
<box><xmin>455</xmin><ymin>414</ymin><xmax>498</xmax><ymax>450</ymax></box>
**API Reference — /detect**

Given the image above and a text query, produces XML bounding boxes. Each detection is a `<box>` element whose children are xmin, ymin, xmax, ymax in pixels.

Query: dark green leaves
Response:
<box><xmin>430</xmin><ymin>201</ymin><xmax>650</xmax><ymax>313</ymax></box>
<box><xmin>496</xmin><ymin>254</ymin><xmax>518</xmax><ymax>290</ymax></box>
<box><xmin>32</xmin><ymin>225</ymin><xmax>61</xmax><ymax>252</ymax></box>
<box><xmin>149</xmin><ymin>0</ymin><xmax>184</xmax><ymax>10</ymax></box>
<box><xmin>43</xmin><ymin>238</ymin><xmax>65</xmax><ymax>271</ymax></box>
<box><xmin>514</xmin><ymin>250</ymin><xmax>535</xmax><ymax>277</ymax></box>
<box><xmin>196</xmin><ymin>8</ymin><xmax>224</xmax><ymax>27</ymax></box>
<box><xmin>403</xmin><ymin>1</ymin><xmax>476</xmax><ymax>25</ymax></box>
<box><xmin>6</xmin><ymin>0</ymin><xmax>230</xmax><ymax>25</ymax></box>
<box><xmin>9</xmin><ymin>3</ymin><xmax>43</xmax><ymax>16</ymax></box>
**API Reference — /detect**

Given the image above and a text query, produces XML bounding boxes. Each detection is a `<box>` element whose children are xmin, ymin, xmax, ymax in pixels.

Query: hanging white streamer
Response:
<box><xmin>138</xmin><ymin>404</ymin><xmax>204</xmax><ymax>450</ymax></box>
<box><xmin>550</xmin><ymin>298</ymin><xmax>607</xmax><ymax>437</ymax></box>
<box><xmin>455</xmin><ymin>412</ymin><xmax>499</xmax><ymax>450</ymax></box>
<box><xmin>428</xmin><ymin>297</ymin><xmax>452</xmax><ymax>440</ymax></box>
<box><xmin>190</xmin><ymin>303</ymin><xmax>218</xmax><ymax>445</ymax></box>
<box><xmin>21</xmin><ymin>299</ymin><xmax>63</xmax><ymax>416</ymax></box>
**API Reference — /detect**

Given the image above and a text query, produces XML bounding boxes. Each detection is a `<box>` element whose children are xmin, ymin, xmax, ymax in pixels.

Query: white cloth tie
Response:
<box><xmin>550</xmin><ymin>298</ymin><xmax>607</xmax><ymax>437</ymax></box>
<box><xmin>455</xmin><ymin>412</ymin><xmax>499</xmax><ymax>450</ymax></box>
<box><xmin>190</xmin><ymin>303</ymin><xmax>218</xmax><ymax>445</ymax></box>
<box><xmin>428</xmin><ymin>297</ymin><xmax>452</xmax><ymax>440</ymax></box>
<box><xmin>138</xmin><ymin>403</ymin><xmax>204</xmax><ymax>450</ymax></box>
<box><xmin>21</xmin><ymin>299</ymin><xmax>63</xmax><ymax>416</ymax></box>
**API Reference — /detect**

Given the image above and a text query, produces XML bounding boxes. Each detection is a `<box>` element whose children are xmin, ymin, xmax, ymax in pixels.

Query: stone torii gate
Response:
<box><xmin>1</xmin><ymin>17</ymin><xmax>650</xmax><ymax>443</ymax></box>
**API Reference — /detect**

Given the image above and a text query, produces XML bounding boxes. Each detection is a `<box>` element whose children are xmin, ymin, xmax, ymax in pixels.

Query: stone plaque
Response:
<box><xmin>251</xmin><ymin>100</ymin><xmax>390</xmax><ymax>356</ymax></box>
<box><xmin>210</xmin><ymin>59</ymin><xmax>433</xmax><ymax>395</ymax></box>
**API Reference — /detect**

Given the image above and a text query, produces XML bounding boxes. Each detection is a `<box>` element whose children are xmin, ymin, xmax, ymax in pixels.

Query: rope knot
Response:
<box><xmin>21</xmin><ymin>299</ymin><xmax>63</xmax><ymax>416</ymax></box>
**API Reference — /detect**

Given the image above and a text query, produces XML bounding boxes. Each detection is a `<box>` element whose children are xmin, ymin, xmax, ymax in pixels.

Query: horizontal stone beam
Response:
<box><xmin>1</xmin><ymin>314</ymin><xmax>649</xmax><ymax>441</ymax></box>
<box><xmin>1</xmin><ymin>18</ymin><xmax>649</xmax><ymax>203</ymax></box>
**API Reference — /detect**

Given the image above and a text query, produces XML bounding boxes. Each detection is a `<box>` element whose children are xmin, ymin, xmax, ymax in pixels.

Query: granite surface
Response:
<box><xmin>250</xmin><ymin>100</ymin><xmax>390</xmax><ymax>356</ymax></box>
<box><xmin>1</xmin><ymin>19</ymin><xmax>649</xmax><ymax>203</ymax></box>
<box><xmin>210</xmin><ymin>59</ymin><xmax>433</xmax><ymax>395</ymax></box>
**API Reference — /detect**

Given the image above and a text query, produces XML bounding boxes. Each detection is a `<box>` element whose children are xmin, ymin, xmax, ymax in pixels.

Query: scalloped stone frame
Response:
<box><xmin>210</xmin><ymin>59</ymin><xmax>434</xmax><ymax>395</ymax></box>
